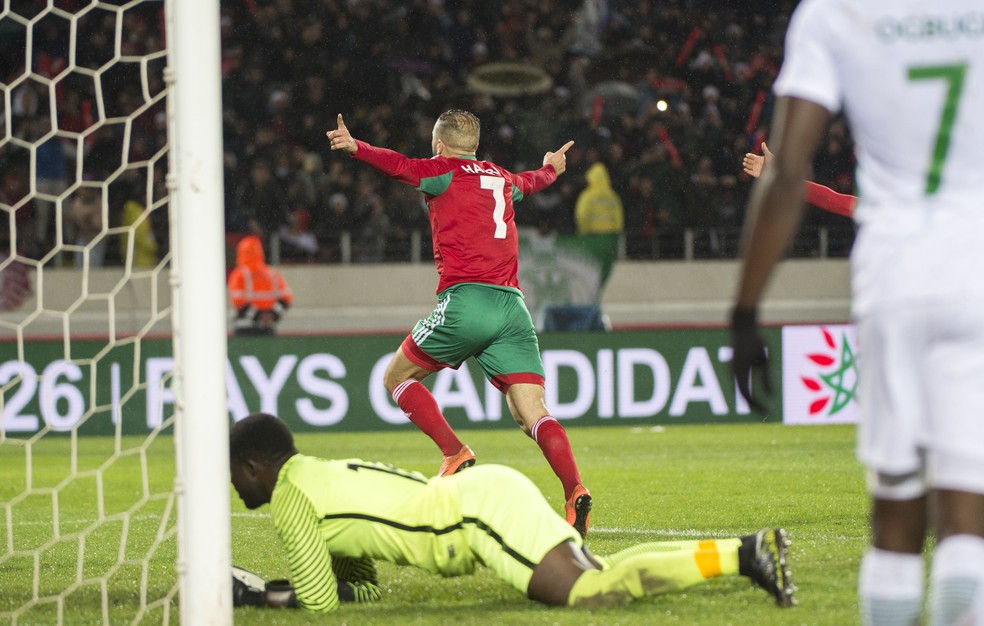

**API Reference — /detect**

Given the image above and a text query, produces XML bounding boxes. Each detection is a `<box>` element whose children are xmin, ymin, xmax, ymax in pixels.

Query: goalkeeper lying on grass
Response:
<box><xmin>230</xmin><ymin>413</ymin><xmax>797</xmax><ymax>612</ymax></box>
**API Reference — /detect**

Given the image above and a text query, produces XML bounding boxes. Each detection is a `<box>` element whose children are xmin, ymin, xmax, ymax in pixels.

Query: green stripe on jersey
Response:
<box><xmin>418</xmin><ymin>171</ymin><xmax>453</xmax><ymax>196</ymax></box>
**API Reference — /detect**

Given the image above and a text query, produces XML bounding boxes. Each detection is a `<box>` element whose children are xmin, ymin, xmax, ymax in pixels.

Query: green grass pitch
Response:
<box><xmin>1</xmin><ymin>423</ymin><xmax>868</xmax><ymax>625</ymax></box>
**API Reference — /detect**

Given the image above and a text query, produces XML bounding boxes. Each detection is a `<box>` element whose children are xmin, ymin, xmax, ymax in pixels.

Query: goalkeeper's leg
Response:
<box><xmin>528</xmin><ymin>539</ymin><xmax>737</xmax><ymax>607</ymax></box>
<box><xmin>594</xmin><ymin>537</ymin><xmax>742</xmax><ymax>568</ymax></box>
<box><xmin>528</xmin><ymin>531</ymin><xmax>795</xmax><ymax>608</ymax></box>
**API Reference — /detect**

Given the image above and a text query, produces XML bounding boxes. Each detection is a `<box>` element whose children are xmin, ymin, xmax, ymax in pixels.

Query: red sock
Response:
<box><xmin>392</xmin><ymin>380</ymin><xmax>463</xmax><ymax>457</ymax></box>
<box><xmin>530</xmin><ymin>416</ymin><xmax>582</xmax><ymax>500</ymax></box>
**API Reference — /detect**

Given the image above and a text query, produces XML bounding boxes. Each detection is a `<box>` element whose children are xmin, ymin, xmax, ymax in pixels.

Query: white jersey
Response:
<box><xmin>775</xmin><ymin>0</ymin><xmax>984</xmax><ymax>313</ymax></box>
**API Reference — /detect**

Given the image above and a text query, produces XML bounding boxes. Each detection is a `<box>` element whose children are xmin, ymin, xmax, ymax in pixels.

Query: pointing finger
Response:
<box><xmin>557</xmin><ymin>140</ymin><xmax>574</xmax><ymax>155</ymax></box>
<box><xmin>337</xmin><ymin>113</ymin><xmax>346</xmax><ymax>129</ymax></box>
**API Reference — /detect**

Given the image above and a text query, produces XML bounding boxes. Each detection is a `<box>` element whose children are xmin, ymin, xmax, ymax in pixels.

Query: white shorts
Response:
<box><xmin>856</xmin><ymin>298</ymin><xmax>984</xmax><ymax>496</ymax></box>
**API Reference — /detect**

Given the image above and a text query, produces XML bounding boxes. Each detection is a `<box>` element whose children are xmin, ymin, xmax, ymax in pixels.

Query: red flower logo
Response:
<box><xmin>799</xmin><ymin>328</ymin><xmax>858</xmax><ymax>417</ymax></box>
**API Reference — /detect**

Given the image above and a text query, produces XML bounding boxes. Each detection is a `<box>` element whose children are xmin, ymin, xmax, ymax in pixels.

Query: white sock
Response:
<box><xmin>859</xmin><ymin>548</ymin><xmax>924</xmax><ymax>626</ymax></box>
<box><xmin>929</xmin><ymin>534</ymin><xmax>984</xmax><ymax>626</ymax></box>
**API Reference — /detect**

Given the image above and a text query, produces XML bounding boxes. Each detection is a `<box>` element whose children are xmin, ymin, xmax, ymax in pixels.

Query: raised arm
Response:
<box><xmin>326</xmin><ymin>112</ymin><xmax>454</xmax><ymax>188</ymax></box>
<box><xmin>543</xmin><ymin>140</ymin><xmax>574</xmax><ymax>176</ymax></box>
<box><xmin>742</xmin><ymin>141</ymin><xmax>773</xmax><ymax>179</ymax></box>
<box><xmin>743</xmin><ymin>140</ymin><xmax>856</xmax><ymax>218</ymax></box>
<box><xmin>511</xmin><ymin>140</ymin><xmax>575</xmax><ymax>198</ymax></box>
<box><xmin>326</xmin><ymin>113</ymin><xmax>357</xmax><ymax>154</ymax></box>
<box><xmin>803</xmin><ymin>181</ymin><xmax>856</xmax><ymax>218</ymax></box>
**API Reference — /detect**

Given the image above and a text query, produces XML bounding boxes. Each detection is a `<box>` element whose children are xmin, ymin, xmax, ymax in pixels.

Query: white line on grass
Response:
<box><xmin>7</xmin><ymin>512</ymin><xmax>863</xmax><ymax>541</ymax></box>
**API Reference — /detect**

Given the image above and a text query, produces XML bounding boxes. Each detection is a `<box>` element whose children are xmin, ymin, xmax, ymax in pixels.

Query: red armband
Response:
<box><xmin>804</xmin><ymin>181</ymin><xmax>856</xmax><ymax>218</ymax></box>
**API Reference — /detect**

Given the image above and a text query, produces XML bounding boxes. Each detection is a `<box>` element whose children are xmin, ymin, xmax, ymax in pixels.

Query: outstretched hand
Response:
<box><xmin>326</xmin><ymin>113</ymin><xmax>358</xmax><ymax>154</ymax></box>
<box><xmin>543</xmin><ymin>140</ymin><xmax>574</xmax><ymax>175</ymax></box>
<box><xmin>742</xmin><ymin>141</ymin><xmax>774</xmax><ymax>178</ymax></box>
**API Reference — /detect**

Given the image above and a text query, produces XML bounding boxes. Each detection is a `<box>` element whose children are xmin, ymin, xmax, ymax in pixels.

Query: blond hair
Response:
<box><xmin>435</xmin><ymin>109</ymin><xmax>480</xmax><ymax>153</ymax></box>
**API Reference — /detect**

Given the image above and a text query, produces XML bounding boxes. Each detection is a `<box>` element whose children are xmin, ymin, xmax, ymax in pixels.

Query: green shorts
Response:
<box><xmin>451</xmin><ymin>465</ymin><xmax>582</xmax><ymax>592</ymax></box>
<box><xmin>401</xmin><ymin>283</ymin><xmax>545</xmax><ymax>391</ymax></box>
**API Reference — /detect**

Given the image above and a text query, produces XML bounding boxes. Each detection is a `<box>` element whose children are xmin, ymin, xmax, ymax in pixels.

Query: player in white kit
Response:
<box><xmin>728</xmin><ymin>1</ymin><xmax>984</xmax><ymax>624</ymax></box>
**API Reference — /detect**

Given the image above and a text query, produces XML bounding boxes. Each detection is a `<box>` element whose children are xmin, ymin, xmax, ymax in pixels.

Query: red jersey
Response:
<box><xmin>351</xmin><ymin>140</ymin><xmax>558</xmax><ymax>294</ymax></box>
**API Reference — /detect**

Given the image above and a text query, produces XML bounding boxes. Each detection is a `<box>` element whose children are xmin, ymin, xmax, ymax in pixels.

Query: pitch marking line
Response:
<box><xmin>5</xmin><ymin>512</ymin><xmax>863</xmax><ymax>542</ymax></box>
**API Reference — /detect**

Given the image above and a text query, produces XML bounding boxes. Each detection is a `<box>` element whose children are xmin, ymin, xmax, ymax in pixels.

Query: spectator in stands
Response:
<box><xmin>687</xmin><ymin>155</ymin><xmax>728</xmax><ymax>256</ymax></box>
<box><xmin>65</xmin><ymin>186</ymin><xmax>106</xmax><ymax>268</ymax></box>
<box><xmin>0</xmin><ymin>254</ymin><xmax>33</xmax><ymax>311</ymax></box>
<box><xmin>224</xmin><ymin>151</ymin><xmax>249</xmax><ymax>234</ymax></box>
<box><xmin>623</xmin><ymin>175</ymin><xmax>661</xmax><ymax>258</ymax></box>
<box><xmin>353</xmin><ymin>193</ymin><xmax>390</xmax><ymax>263</ymax></box>
<box><xmin>118</xmin><ymin>195</ymin><xmax>159</xmax><ymax>268</ymax></box>
<box><xmin>0</xmin><ymin>166</ymin><xmax>34</xmax><ymax>259</ymax></box>
<box><xmin>319</xmin><ymin>192</ymin><xmax>355</xmax><ymax>263</ymax></box>
<box><xmin>386</xmin><ymin>184</ymin><xmax>430</xmax><ymax>261</ymax></box>
<box><xmin>574</xmin><ymin>162</ymin><xmax>624</xmax><ymax>236</ymax></box>
<box><xmin>33</xmin><ymin>124</ymin><xmax>68</xmax><ymax>258</ymax></box>
<box><xmin>572</xmin><ymin>161</ymin><xmax>624</xmax><ymax>287</ymax></box>
<box><xmin>227</xmin><ymin>235</ymin><xmax>294</xmax><ymax>337</ymax></box>
<box><xmin>4</xmin><ymin>0</ymin><xmax>851</xmax><ymax>265</ymax></box>
<box><xmin>241</xmin><ymin>159</ymin><xmax>291</xmax><ymax>255</ymax></box>
<box><xmin>278</xmin><ymin>208</ymin><xmax>319</xmax><ymax>263</ymax></box>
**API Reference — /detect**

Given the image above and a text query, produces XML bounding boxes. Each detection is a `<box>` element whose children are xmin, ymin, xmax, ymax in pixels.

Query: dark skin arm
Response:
<box><xmin>731</xmin><ymin>96</ymin><xmax>832</xmax><ymax>409</ymax></box>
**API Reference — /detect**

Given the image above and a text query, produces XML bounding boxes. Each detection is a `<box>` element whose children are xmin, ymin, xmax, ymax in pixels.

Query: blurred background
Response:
<box><xmin>0</xmin><ymin>0</ymin><xmax>856</xmax><ymax>274</ymax></box>
<box><xmin>0</xmin><ymin>0</ymin><xmax>859</xmax><ymax>342</ymax></box>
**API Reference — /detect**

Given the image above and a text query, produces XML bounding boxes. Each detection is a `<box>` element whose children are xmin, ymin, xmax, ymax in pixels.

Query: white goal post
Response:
<box><xmin>0</xmin><ymin>0</ymin><xmax>231</xmax><ymax>623</ymax></box>
<box><xmin>167</xmin><ymin>0</ymin><xmax>232</xmax><ymax>622</ymax></box>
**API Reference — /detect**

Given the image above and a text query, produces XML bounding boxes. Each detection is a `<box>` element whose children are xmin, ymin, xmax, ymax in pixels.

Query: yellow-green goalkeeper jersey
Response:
<box><xmin>269</xmin><ymin>454</ymin><xmax>472</xmax><ymax>612</ymax></box>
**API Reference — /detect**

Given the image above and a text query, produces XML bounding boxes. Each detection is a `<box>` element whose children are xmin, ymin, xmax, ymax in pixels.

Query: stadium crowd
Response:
<box><xmin>1</xmin><ymin>0</ymin><xmax>856</xmax><ymax>268</ymax></box>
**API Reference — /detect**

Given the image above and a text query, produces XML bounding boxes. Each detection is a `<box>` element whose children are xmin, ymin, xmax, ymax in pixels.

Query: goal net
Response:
<box><xmin>0</xmin><ymin>0</ymin><xmax>230</xmax><ymax>624</ymax></box>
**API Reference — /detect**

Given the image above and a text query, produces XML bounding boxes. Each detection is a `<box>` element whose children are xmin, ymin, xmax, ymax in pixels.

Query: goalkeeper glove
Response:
<box><xmin>232</xmin><ymin>567</ymin><xmax>298</xmax><ymax>609</ymax></box>
<box><xmin>332</xmin><ymin>556</ymin><xmax>379</xmax><ymax>586</ymax></box>
<box><xmin>336</xmin><ymin>580</ymin><xmax>382</xmax><ymax>603</ymax></box>
<box><xmin>231</xmin><ymin>565</ymin><xmax>265</xmax><ymax>608</ymax></box>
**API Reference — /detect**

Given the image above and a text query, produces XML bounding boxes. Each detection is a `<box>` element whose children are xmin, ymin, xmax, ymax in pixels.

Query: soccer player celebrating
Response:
<box><xmin>230</xmin><ymin>413</ymin><xmax>796</xmax><ymax>612</ymax></box>
<box><xmin>326</xmin><ymin>110</ymin><xmax>592</xmax><ymax>537</ymax></box>
<box><xmin>730</xmin><ymin>1</ymin><xmax>984</xmax><ymax>624</ymax></box>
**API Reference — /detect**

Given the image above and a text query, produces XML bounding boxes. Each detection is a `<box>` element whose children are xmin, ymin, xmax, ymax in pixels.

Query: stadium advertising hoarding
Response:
<box><xmin>0</xmin><ymin>328</ymin><xmax>777</xmax><ymax>435</ymax></box>
<box><xmin>781</xmin><ymin>324</ymin><xmax>860</xmax><ymax>425</ymax></box>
